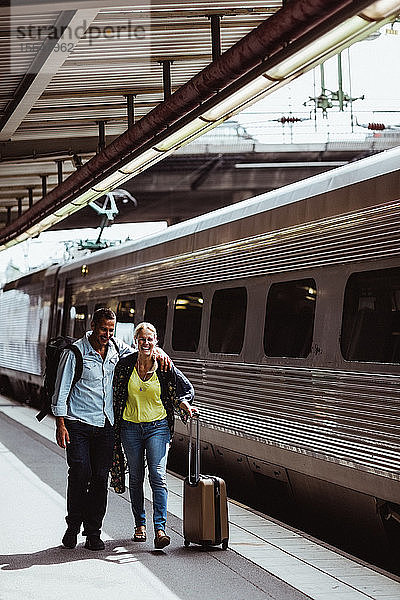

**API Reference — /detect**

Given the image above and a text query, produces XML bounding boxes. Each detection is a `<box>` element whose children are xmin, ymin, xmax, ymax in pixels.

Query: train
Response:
<box><xmin>1</xmin><ymin>145</ymin><xmax>400</xmax><ymax>571</ymax></box>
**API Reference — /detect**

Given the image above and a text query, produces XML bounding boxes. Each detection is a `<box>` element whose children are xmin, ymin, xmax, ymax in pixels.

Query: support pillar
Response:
<box><xmin>337</xmin><ymin>52</ymin><xmax>344</xmax><ymax>111</ymax></box>
<box><xmin>161</xmin><ymin>60</ymin><xmax>172</xmax><ymax>100</ymax></box>
<box><xmin>72</xmin><ymin>154</ymin><xmax>83</xmax><ymax>169</ymax></box>
<box><xmin>56</xmin><ymin>160</ymin><xmax>63</xmax><ymax>185</ymax></box>
<box><xmin>7</xmin><ymin>207</ymin><xmax>12</xmax><ymax>226</ymax></box>
<box><xmin>126</xmin><ymin>94</ymin><xmax>135</xmax><ymax>128</ymax></box>
<box><xmin>210</xmin><ymin>15</ymin><xmax>222</xmax><ymax>62</ymax></box>
<box><xmin>41</xmin><ymin>175</ymin><xmax>47</xmax><ymax>198</ymax></box>
<box><xmin>28</xmin><ymin>187</ymin><xmax>33</xmax><ymax>208</ymax></box>
<box><xmin>97</xmin><ymin>120</ymin><xmax>106</xmax><ymax>153</ymax></box>
<box><xmin>17</xmin><ymin>197</ymin><xmax>22</xmax><ymax>217</ymax></box>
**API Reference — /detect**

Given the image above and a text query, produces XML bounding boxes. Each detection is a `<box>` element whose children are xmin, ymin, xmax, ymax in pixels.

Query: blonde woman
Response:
<box><xmin>111</xmin><ymin>322</ymin><xmax>198</xmax><ymax>549</ymax></box>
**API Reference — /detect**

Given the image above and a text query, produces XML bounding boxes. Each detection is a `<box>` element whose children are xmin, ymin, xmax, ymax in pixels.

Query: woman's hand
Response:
<box><xmin>180</xmin><ymin>400</ymin><xmax>199</xmax><ymax>418</ymax></box>
<box><xmin>153</xmin><ymin>347</ymin><xmax>173</xmax><ymax>371</ymax></box>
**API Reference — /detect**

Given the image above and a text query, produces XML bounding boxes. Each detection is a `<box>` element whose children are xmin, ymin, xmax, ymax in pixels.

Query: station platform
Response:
<box><xmin>1</xmin><ymin>396</ymin><xmax>400</xmax><ymax>600</ymax></box>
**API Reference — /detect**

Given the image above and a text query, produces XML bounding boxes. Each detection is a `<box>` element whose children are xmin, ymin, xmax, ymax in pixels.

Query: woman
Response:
<box><xmin>111</xmin><ymin>322</ymin><xmax>198</xmax><ymax>549</ymax></box>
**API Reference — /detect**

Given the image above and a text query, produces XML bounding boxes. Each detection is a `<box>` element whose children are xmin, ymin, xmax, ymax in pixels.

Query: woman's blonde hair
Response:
<box><xmin>133</xmin><ymin>322</ymin><xmax>157</xmax><ymax>340</ymax></box>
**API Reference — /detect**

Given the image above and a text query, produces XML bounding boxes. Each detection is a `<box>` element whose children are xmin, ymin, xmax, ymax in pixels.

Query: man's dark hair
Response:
<box><xmin>92</xmin><ymin>307</ymin><xmax>116</xmax><ymax>324</ymax></box>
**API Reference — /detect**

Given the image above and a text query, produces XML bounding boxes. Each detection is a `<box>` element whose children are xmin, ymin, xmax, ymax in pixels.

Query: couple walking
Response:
<box><xmin>52</xmin><ymin>308</ymin><xmax>198</xmax><ymax>551</ymax></box>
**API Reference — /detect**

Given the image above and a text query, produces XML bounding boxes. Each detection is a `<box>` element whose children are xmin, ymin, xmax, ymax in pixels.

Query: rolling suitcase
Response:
<box><xmin>183</xmin><ymin>417</ymin><xmax>229</xmax><ymax>549</ymax></box>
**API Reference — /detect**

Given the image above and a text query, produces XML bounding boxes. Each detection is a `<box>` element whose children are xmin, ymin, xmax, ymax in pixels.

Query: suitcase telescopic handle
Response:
<box><xmin>188</xmin><ymin>415</ymin><xmax>200</xmax><ymax>485</ymax></box>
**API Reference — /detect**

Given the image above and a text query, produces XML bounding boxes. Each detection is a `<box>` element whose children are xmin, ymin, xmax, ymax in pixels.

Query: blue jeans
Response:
<box><xmin>121</xmin><ymin>418</ymin><xmax>171</xmax><ymax>531</ymax></box>
<box><xmin>65</xmin><ymin>419</ymin><xmax>114</xmax><ymax>536</ymax></box>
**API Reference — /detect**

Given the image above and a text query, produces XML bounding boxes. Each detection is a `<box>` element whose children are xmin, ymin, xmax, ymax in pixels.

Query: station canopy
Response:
<box><xmin>1</xmin><ymin>0</ymin><xmax>399</xmax><ymax>249</ymax></box>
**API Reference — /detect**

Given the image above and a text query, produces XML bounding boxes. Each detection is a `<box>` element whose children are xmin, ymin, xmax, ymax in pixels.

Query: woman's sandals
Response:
<box><xmin>154</xmin><ymin>529</ymin><xmax>170</xmax><ymax>549</ymax></box>
<box><xmin>133</xmin><ymin>526</ymin><xmax>147</xmax><ymax>542</ymax></box>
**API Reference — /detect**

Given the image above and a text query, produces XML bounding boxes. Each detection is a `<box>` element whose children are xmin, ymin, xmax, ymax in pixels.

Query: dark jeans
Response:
<box><xmin>65</xmin><ymin>419</ymin><xmax>114</xmax><ymax>536</ymax></box>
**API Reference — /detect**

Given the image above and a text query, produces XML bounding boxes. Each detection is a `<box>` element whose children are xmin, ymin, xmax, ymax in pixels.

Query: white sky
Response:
<box><xmin>238</xmin><ymin>24</ymin><xmax>400</xmax><ymax>143</ymax></box>
<box><xmin>1</xmin><ymin>23</ymin><xmax>399</xmax><ymax>283</ymax></box>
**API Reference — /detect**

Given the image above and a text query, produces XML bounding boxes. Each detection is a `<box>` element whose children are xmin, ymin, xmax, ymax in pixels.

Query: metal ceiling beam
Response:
<box><xmin>0</xmin><ymin>191</ymin><xmax>37</xmax><ymax>200</ymax></box>
<box><xmin>66</xmin><ymin>54</ymin><xmax>212</xmax><ymax>67</ymax></box>
<box><xmin>1</xmin><ymin>1</ymin><xmax>275</xmax><ymax>16</ymax></box>
<box><xmin>0</xmin><ymin>137</ymin><xmax>107</xmax><ymax>161</ymax></box>
<box><xmin>99</xmin><ymin>8</ymin><xmax>277</xmax><ymax>19</ymax></box>
<box><xmin>17</xmin><ymin>118</ymin><xmax>126</xmax><ymax>128</ymax></box>
<box><xmin>0</xmin><ymin>0</ymin><xmax>382</xmax><ymax>246</ymax></box>
<box><xmin>0</xmin><ymin>88</ymin><xmax>167</xmax><ymax>102</ymax></box>
<box><xmin>0</xmin><ymin>173</ymin><xmax>72</xmax><ymax>182</ymax></box>
<box><xmin>0</xmin><ymin>9</ymin><xmax>99</xmax><ymax>141</ymax></box>
<box><xmin>28</xmin><ymin>103</ymin><xmax>140</xmax><ymax>114</ymax></box>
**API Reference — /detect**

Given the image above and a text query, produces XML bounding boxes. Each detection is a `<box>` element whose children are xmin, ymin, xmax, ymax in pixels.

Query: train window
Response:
<box><xmin>341</xmin><ymin>267</ymin><xmax>400</xmax><ymax>363</ymax></box>
<box><xmin>264</xmin><ymin>279</ymin><xmax>316</xmax><ymax>358</ymax></box>
<box><xmin>94</xmin><ymin>302</ymin><xmax>110</xmax><ymax>313</ymax></box>
<box><xmin>93</xmin><ymin>301</ymin><xmax>118</xmax><ymax>320</ymax></box>
<box><xmin>115</xmin><ymin>299</ymin><xmax>135</xmax><ymax>345</ymax></box>
<box><xmin>208</xmin><ymin>287</ymin><xmax>247</xmax><ymax>354</ymax></box>
<box><xmin>73</xmin><ymin>304</ymin><xmax>88</xmax><ymax>339</ymax></box>
<box><xmin>172</xmin><ymin>292</ymin><xmax>203</xmax><ymax>351</ymax></box>
<box><xmin>117</xmin><ymin>300</ymin><xmax>135</xmax><ymax>323</ymax></box>
<box><xmin>144</xmin><ymin>296</ymin><xmax>168</xmax><ymax>347</ymax></box>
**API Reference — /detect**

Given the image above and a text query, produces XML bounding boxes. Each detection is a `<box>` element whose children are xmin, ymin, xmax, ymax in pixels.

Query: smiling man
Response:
<box><xmin>52</xmin><ymin>307</ymin><xmax>170</xmax><ymax>551</ymax></box>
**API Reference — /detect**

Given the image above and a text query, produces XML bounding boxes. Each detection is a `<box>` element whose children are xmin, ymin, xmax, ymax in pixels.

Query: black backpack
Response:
<box><xmin>36</xmin><ymin>336</ymin><xmax>83</xmax><ymax>422</ymax></box>
<box><xmin>36</xmin><ymin>335</ymin><xmax>121</xmax><ymax>422</ymax></box>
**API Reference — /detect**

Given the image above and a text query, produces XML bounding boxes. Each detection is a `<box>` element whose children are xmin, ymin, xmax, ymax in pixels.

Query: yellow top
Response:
<box><xmin>122</xmin><ymin>367</ymin><xmax>166</xmax><ymax>423</ymax></box>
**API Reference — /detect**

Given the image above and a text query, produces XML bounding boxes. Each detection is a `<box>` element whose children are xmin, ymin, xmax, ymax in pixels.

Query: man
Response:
<box><xmin>52</xmin><ymin>307</ymin><xmax>170</xmax><ymax>550</ymax></box>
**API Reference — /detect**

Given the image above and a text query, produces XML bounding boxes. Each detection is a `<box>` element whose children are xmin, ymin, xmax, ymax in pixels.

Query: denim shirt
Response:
<box><xmin>51</xmin><ymin>332</ymin><xmax>134</xmax><ymax>427</ymax></box>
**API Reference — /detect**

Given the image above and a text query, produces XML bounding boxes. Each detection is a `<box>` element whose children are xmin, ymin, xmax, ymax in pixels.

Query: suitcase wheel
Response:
<box><xmin>184</xmin><ymin>540</ymin><xmax>190</xmax><ymax>547</ymax></box>
<box><xmin>222</xmin><ymin>539</ymin><xmax>228</xmax><ymax>550</ymax></box>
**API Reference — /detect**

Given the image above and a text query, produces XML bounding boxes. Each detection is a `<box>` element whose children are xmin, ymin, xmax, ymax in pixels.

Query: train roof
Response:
<box><xmin>58</xmin><ymin>144</ymin><xmax>400</xmax><ymax>273</ymax></box>
<box><xmin>2</xmin><ymin>145</ymin><xmax>400</xmax><ymax>287</ymax></box>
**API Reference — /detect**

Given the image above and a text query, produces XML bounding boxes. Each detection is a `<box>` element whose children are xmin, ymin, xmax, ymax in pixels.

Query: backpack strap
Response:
<box><xmin>67</xmin><ymin>344</ymin><xmax>83</xmax><ymax>391</ymax></box>
<box><xmin>36</xmin><ymin>344</ymin><xmax>83</xmax><ymax>422</ymax></box>
<box><xmin>110</xmin><ymin>337</ymin><xmax>121</xmax><ymax>357</ymax></box>
<box><xmin>65</xmin><ymin>339</ymin><xmax>117</xmax><ymax>392</ymax></box>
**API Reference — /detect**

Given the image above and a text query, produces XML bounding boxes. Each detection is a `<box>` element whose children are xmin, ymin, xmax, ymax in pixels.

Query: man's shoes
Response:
<box><xmin>62</xmin><ymin>529</ymin><xmax>78</xmax><ymax>549</ymax></box>
<box><xmin>85</xmin><ymin>535</ymin><xmax>105</xmax><ymax>551</ymax></box>
<box><xmin>154</xmin><ymin>530</ymin><xmax>170</xmax><ymax>549</ymax></box>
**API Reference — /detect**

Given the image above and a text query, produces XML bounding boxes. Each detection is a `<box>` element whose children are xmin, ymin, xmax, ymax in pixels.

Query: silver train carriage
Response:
<box><xmin>1</xmin><ymin>145</ymin><xmax>400</xmax><ymax>569</ymax></box>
